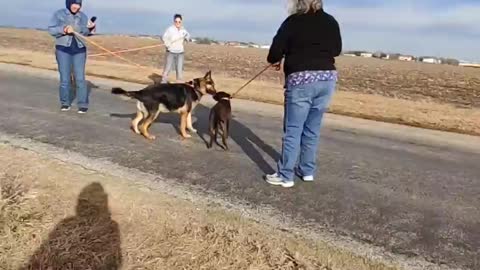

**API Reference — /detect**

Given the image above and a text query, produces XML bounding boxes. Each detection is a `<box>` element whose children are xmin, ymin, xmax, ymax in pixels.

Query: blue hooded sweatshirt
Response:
<box><xmin>57</xmin><ymin>0</ymin><xmax>86</xmax><ymax>54</ymax></box>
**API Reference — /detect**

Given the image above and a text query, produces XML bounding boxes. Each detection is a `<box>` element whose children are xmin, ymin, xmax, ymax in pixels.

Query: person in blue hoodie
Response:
<box><xmin>48</xmin><ymin>0</ymin><xmax>95</xmax><ymax>114</ymax></box>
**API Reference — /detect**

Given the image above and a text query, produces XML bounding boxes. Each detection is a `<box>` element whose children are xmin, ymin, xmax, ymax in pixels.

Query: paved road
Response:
<box><xmin>1</xmin><ymin>66</ymin><xmax>479</xmax><ymax>269</ymax></box>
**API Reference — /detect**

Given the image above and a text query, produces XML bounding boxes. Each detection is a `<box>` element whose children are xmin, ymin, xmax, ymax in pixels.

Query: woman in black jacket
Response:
<box><xmin>265</xmin><ymin>0</ymin><xmax>342</xmax><ymax>188</ymax></box>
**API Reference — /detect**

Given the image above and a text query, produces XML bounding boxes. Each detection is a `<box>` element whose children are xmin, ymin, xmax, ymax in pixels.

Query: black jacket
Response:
<box><xmin>267</xmin><ymin>9</ymin><xmax>342</xmax><ymax>76</ymax></box>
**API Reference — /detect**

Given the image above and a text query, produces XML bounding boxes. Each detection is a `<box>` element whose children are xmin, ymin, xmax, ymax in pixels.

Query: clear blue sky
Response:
<box><xmin>1</xmin><ymin>0</ymin><xmax>479</xmax><ymax>61</ymax></box>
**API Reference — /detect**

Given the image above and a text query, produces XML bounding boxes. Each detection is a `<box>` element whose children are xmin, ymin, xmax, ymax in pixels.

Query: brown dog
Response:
<box><xmin>208</xmin><ymin>91</ymin><xmax>232</xmax><ymax>150</ymax></box>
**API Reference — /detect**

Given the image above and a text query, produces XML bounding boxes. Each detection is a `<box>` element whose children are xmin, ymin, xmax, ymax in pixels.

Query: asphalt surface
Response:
<box><xmin>1</xmin><ymin>67</ymin><xmax>479</xmax><ymax>269</ymax></box>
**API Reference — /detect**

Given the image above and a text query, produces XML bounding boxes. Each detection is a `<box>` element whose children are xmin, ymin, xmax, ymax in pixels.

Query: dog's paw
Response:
<box><xmin>130</xmin><ymin>126</ymin><xmax>141</xmax><ymax>135</ymax></box>
<box><xmin>145</xmin><ymin>135</ymin><xmax>156</xmax><ymax>140</ymax></box>
<box><xmin>182</xmin><ymin>134</ymin><xmax>192</xmax><ymax>139</ymax></box>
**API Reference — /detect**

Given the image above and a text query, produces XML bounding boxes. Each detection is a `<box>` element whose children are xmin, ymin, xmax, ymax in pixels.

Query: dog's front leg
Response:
<box><xmin>187</xmin><ymin>112</ymin><xmax>197</xmax><ymax>133</ymax></box>
<box><xmin>180</xmin><ymin>113</ymin><xmax>192</xmax><ymax>138</ymax></box>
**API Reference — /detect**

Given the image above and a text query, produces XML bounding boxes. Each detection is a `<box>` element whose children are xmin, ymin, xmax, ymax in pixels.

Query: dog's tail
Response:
<box><xmin>111</xmin><ymin>87</ymin><xmax>139</xmax><ymax>100</ymax></box>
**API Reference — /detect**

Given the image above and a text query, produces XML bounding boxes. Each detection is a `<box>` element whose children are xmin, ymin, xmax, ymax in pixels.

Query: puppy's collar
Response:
<box><xmin>220</xmin><ymin>97</ymin><xmax>231</xmax><ymax>100</ymax></box>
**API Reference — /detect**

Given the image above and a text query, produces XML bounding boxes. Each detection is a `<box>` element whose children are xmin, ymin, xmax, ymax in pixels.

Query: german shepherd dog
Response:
<box><xmin>208</xmin><ymin>91</ymin><xmax>232</xmax><ymax>150</ymax></box>
<box><xmin>111</xmin><ymin>71</ymin><xmax>216</xmax><ymax>140</ymax></box>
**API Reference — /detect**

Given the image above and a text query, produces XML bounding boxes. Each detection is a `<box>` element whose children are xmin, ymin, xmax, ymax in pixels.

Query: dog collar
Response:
<box><xmin>189</xmin><ymin>79</ymin><xmax>203</xmax><ymax>98</ymax></box>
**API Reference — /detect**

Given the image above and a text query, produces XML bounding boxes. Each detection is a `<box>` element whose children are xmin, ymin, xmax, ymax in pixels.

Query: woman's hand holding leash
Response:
<box><xmin>272</xmin><ymin>62</ymin><xmax>281</xmax><ymax>71</ymax></box>
<box><xmin>64</xmin><ymin>25</ymin><xmax>74</xmax><ymax>34</ymax></box>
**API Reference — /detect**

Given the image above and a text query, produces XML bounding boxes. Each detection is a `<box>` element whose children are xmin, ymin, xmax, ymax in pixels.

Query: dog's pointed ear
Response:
<box><xmin>204</xmin><ymin>70</ymin><xmax>212</xmax><ymax>79</ymax></box>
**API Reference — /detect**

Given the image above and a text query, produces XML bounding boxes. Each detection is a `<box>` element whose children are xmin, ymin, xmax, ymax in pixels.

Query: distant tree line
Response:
<box><xmin>193</xmin><ymin>37</ymin><xmax>218</xmax><ymax>45</ymax></box>
<box><xmin>343</xmin><ymin>50</ymin><xmax>461</xmax><ymax>66</ymax></box>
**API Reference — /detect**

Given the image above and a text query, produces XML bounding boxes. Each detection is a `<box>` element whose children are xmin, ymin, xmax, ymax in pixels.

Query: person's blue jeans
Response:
<box><xmin>277</xmin><ymin>80</ymin><xmax>336</xmax><ymax>181</ymax></box>
<box><xmin>55</xmin><ymin>50</ymin><xmax>89</xmax><ymax>108</ymax></box>
<box><xmin>161</xmin><ymin>51</ymin><xmax>184</xmax><ymax>83</ymax></box>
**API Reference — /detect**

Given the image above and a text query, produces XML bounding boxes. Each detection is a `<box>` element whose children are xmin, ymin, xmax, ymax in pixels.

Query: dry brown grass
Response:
<box><xmin>0</xmin><ymin>27</ymin><xmax>479</xmax><ymax>136</ymax></box>
<box><xmin>1</xmin><ymin>28</ymin><xmax>479</xmax><ymax>107</ymax></box>
<box><xmin>0</xmin><ymin>144</ymin><xmax>397</xmax><ymax>270</ymax></box>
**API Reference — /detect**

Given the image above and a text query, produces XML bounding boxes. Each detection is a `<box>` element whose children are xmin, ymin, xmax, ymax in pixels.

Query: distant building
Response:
<box><xmin>360</xmin><ymin>52</ymin><xmax>373</xmax><ymax>58</ymax></box>
<box><xmin>399</xmin><ymin>55</ymin><xmax>415</xmax><ymax>61</ymax></box>
<box><xmin>385</xmin><ymin>53</ymin><xmax>401</xmax><ymax>60</ymax></box>
<box><xmin>373</xmin><ymin>51</ymin><xmax>387</xmax><ymax>58</ymax></box>
<box><xmin>418</xmin><ymin>57</ymin><xmax>441</xmax><ymax>64</ymax></box>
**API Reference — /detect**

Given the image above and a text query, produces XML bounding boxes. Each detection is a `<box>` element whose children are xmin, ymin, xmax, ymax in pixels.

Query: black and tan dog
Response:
<box><xmin>111</xmin><ymin>71</ymin><xmax>216</xmax><ymax>140</ymax></box>
<box><xmin>208</xmin><ymin>91</ymin><xmax>232</xmax><ymax>150</ymax></box>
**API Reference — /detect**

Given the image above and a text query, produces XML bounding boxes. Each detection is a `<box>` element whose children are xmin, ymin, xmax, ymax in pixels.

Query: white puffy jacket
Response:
<box><xmin>162</xmin><ymin>25</ymin><xmax>190</xmax><ymax>53</ymax></box>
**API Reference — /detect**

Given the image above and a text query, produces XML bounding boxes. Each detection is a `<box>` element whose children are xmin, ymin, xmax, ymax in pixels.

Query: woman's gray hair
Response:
<box><xmin>288</xmin><ymin>0</ymin><xmax>323</xmax><ymax>15</ymax></box>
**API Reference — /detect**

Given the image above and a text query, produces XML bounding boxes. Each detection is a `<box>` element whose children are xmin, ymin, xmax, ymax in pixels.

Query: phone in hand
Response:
<box><xmin>87</xmin><ymin>16</ymin><xmax>97</xmax><ymax>36</ymax></box>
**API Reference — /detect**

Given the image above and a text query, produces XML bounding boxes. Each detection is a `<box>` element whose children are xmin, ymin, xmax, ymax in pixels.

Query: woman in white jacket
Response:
<box><xmin>161</xmin><ymin>14</ymin><xmax>191</xmax><ymax>83</ymax></box>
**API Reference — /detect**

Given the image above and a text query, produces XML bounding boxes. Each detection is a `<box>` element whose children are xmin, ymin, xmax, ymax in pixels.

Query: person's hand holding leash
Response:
<box><xmin>272</xmin><ymin>62</ymin><xmax>281</xmax><ymax>71</ymax></box>
<box><xmin>64</xmin><ymin>25</ymin><xmax>74</xmax><ymax>34</ymax></box>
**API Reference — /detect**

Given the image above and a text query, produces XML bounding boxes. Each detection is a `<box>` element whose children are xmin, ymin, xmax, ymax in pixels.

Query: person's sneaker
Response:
<box><xmin>77</xmin><ymin>108</ymin><xmax>88</xmax><ymax>114</ymax></box>
<box><xmin>295</xmin><ymin>169</ymin><xmax>314</xmax><ymax>182</ymax></box>
<box><xmin>301</xmin><ymin>175</ymin><xmax>314</xmax><ymax>182</ymax></box>
<box><xmin>265</xmin><ymin>173</ymin><xmax>294</xmax><ymax>188</ymax></box>
<box><xmin>60</xmin><ymin>105</ymin><xmax>71</xmax><ymax>112</ymax></box>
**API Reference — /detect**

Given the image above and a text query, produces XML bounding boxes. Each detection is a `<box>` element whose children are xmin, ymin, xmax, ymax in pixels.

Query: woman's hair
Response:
<box><xmin>288</xmin><ymin>0</ymin><xmax>323</xmax><ymax>15</ymax></box>
<box><xmin>174</xmin><ymin>14</ymin><xmax>183</xmax><ymax>21</ymax></box>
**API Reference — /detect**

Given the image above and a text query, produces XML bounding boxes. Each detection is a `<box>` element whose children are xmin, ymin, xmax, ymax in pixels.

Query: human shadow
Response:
<box><xmin>20</xmin><ymin>183</ymin><xmax>122</xmax><ymax>270</ymax></box>
<box><xmin>70</xmin><ymin>76</ymin><xmax>99</xmax><ymax>104</ymax></box>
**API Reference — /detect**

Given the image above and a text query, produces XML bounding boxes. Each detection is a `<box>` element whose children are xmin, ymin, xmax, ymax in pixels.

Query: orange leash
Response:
<box><xmin>88</xmin><ymin>44</ymin><xmax>163</xmax><ymax>57</ymax></box>
<box><xmin>230</xmin><ymin>64</ymin><xmax>273</xmax><ymax>98</ymax></box>
<box><xmin>73</xmin><ymin>31</ymin><xmax>273</xmax><ymax>95</ymax></box>
<box><xmin>73</xmin><ymin>31</ymin><xmax>159</xmax><ymax>73</ymax></box>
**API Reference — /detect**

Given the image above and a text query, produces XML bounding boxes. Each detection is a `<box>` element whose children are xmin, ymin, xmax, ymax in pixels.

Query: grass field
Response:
<box><xmin>1</xmin><ymin>28</ymin><xmax>479</xmax><ymax>136</ymax></box>
<box><xmin>0</xmin><ymin>142</ymin><xmax>398</xmax><ymax>270</ymax></box>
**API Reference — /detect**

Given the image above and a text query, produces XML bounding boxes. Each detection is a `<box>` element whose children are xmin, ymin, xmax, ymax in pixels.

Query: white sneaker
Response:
<box><xmin>295</xmin><ymin>169</ymin><xmax>314</xmax><ymax>182</ymax></box>
<box><xmin>265</xmin><ymin>173</ymin><xmax>294</xmax><ymax>188</ymax></box>
<box><xmin>301</xmin><ymin>175</ymin><xmax>314</xmax><ymax>182</ymax></box>
<box><xmin>77</xmin><ymin>108</ymin><xmax>88</xmax><ymax>114</ymax></box>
